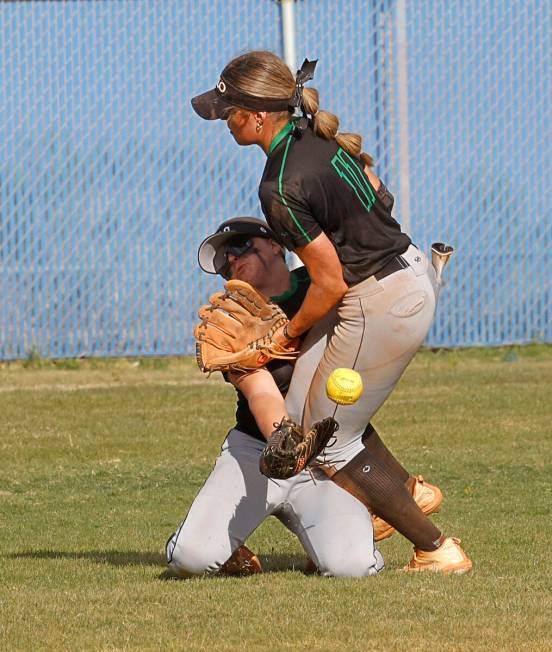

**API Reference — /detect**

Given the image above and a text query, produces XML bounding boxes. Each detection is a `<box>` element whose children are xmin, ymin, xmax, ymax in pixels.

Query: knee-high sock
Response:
<box><xmin>332</xmin><ymin>448</ymin><xmax>443</xmax><ymax>551</ymax></box>
<box><xmin>362</xmin><ymin>423</ymin><xmax>409</xmax><ymax>484</ymax></box>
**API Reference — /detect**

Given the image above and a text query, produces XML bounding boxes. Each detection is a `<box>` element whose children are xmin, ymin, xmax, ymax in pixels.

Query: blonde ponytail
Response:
<box><xmin>302</xmin><ymin>87</ymin><xmax>374</xmax><ymax>167</ymax></box>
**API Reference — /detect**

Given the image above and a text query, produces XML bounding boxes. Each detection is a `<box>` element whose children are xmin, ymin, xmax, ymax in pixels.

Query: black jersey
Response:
<box><xmin>258</xmin><ymin>123</ymin><xmax>411</xmax><ymax>286</ymax></box>
<box><xmin>231</xmin><ymin>265</ymin><xmax>310</xmax><ymax>442</ymax></box>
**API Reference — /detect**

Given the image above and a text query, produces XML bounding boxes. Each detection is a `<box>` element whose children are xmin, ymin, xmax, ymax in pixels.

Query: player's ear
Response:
<box><xmin>269</xmin><ymin>239</ymin><xmax>285</xmax><ymax>260</ymax></box>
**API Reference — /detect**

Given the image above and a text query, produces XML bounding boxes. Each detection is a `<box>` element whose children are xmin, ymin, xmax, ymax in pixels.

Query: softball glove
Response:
<box><xmin>194</xmin><ymin>280</ymin><xmax>298</xmax><ymax>373</ymax></box>
<box><xmin>259</xmin><ymin>417</ymin><xmax>339</xmax><ymax>480</ymax></box>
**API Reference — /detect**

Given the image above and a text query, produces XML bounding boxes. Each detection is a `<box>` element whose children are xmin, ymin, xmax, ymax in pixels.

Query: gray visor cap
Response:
<box><xmin>197</xmin><ymin>217</ymin><xmax>278</xmax><ymax>275</ymax></box>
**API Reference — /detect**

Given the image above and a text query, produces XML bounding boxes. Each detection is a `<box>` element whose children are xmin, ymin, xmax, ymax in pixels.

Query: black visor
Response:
<box><xmin>191</xmin><ymin>76</ymin><xmax>292</xmax><ymax>120</ymax></box>
<box><xmin>197</xmin><ymin>217</ymin><xmax>278</xmax><ymax>275</ymax></box>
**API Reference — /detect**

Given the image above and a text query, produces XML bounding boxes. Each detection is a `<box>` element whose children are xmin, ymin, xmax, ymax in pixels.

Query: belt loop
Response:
<box><xmin>396</xmin><ymin>255</ymin><xmax>408</xmax><ymax>269</ymax></box>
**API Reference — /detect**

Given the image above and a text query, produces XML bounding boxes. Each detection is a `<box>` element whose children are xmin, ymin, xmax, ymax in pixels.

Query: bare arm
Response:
<box><xmin>285</xmin><ymin>231</ymin><xmax>348</xmax><ymax>338</ymax></box>
<box><xmin>228</xmin><ymin>368</ymin><xmax>288</xmax><ymax>440</ymax></box>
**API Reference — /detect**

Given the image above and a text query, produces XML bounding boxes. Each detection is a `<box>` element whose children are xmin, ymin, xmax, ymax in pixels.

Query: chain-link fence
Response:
<box><xmin>1</xmin><ymin>1</ymin><xmax>550</xmax><ymax>359</ymax></box>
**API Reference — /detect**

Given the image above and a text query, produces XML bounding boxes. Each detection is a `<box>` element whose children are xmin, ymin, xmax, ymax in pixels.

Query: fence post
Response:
<box><xmin>280</xmin><ymin>0</ymin><xmax>302</xmax><ymax>270</ymax></box>
<box><xmin>281</xmin><ymin>0</ymin><xmax>297</xmax><ymax>72</ymax></box>
<box><xmin>396</xmin><ymin>0</ymin><xmax>411</xmax><ymax>234</ymax></box>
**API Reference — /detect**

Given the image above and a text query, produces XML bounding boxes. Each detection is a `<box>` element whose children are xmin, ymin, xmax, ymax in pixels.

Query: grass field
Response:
<box><xmin>1</xmin><ymin>346</ymin><xmax>551</xmax><ymax>651</ymax></box>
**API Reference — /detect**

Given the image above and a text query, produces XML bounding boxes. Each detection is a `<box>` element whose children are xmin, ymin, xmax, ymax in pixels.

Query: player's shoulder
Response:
<box><xmin>293</xmin><ymin>127</ymin><xmax>340</xmax><ymax>158</ymax></box>
<box><xmin>261</xmin><ymin>153</ymin><xmax>320</xmax><ymax>198</ymax></box>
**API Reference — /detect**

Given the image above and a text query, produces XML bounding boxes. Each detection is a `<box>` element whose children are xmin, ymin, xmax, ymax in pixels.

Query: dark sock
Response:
<box><xmin>332</xmin><ymin>448</ymin><xmax>442</xmax><ymax>551</ymax></box>
<box><xmin>362</xmin><ymin>423</ymin><xmax>410</xmax><ymax>484</ymax></box>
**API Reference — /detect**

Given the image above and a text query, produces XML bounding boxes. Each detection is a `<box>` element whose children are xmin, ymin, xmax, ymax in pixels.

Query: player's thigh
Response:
<box><xmin>304</xmin><ymin>270</ymin><xmax>436</xmax><ymax>453</ymax></box>
<box><xmin>285</xmin><ymin>309</ymin><xmax>337</xmax><ymax>424</ymax></box>
<box><xmin>284</xmin><ymin>473</ymin><xmax>384</xmax><ymax>578</ymax></box>
<box><xmin>167</xmin><ymin>430</ymin><xmax>282</xmax><ymax>576</ymax></box>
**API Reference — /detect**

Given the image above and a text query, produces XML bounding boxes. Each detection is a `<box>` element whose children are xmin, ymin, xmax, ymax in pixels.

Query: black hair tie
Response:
<box><xmin>289</xmin><ymin>58</ymin><xmax>318</xmax><ymax>132</ymax></box>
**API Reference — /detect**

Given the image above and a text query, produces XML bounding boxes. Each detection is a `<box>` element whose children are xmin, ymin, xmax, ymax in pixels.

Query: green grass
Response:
<box><xmin>1</xmin><ymin>347</ymin><xmax>551</xmax><ymax>651</ymax></box>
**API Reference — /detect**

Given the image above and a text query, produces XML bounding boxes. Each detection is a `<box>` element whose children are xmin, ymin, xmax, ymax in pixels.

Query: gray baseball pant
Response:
<box><xmin>286</xmin><ymin>245</ymin><xmax>439</xmax><ymax>470</ymax></box>
<box><xmin>166</xmin><ymin>429</ymin><xmax>384</xmax><ymax>578</ymax></box>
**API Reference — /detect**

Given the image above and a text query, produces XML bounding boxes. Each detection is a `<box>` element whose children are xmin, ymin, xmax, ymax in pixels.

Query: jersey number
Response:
<box><xmin>331</xmin><ymin>148</ymin><xmax>376</xmax><ymax>211</ymax></box>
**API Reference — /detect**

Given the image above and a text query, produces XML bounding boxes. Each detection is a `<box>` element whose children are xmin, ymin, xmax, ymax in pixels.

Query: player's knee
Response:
<box><xmin>165</xmin><ymin>531</ymin><xmax>226</xmax><ymax>577</ymax></box>
<box><xmin>318</xmin><ymin>548</ymin><xmax>384</xmax><ymax>578</ymax></box>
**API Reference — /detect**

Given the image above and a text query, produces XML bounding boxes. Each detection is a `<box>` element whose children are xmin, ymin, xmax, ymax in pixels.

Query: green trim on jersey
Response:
<box><xmin>270</xmin><ymin>268</ymin><xmax>299</xmax><ymax>303</ymax></box>
<box><xmin>331</xmin><ymin>148</ymin><xmax>376</xmax><ymax>211</ymax></box>
<box><xmin>268</xmin><ymin>122</ymin><xmax>294</xmax><ymax>155</ymax></box>
<box><xmin>278</xmin><ymin>135</ymin><xmax>312</xmax><ymax>242</ymax></box>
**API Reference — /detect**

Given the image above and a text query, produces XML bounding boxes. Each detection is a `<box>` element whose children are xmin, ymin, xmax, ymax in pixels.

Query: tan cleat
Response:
<box><xmin>372</xmin><ymin>515</ymin><xmax>396</xmax><ymax>542</ymax></box>
<box><xmin>412</xmin><ymin>475</ymin><xmax>444</xmax><ymax>515</ymax></box>
<box><xmin>403</xmin><ymin>537</ymin><xmax>473</xmax><ymax>574</ymax></box>
<box><xmin>373</xmin><ymin>475</ymin><xmax>444</xmax><ymax>542</ymax></box>
<box><xmin>219</xmin><ymin>545</ymin><xmax>262</xmax><ymax>576</ymax></box>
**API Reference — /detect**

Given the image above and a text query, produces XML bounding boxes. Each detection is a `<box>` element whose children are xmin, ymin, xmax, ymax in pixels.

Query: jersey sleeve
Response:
<box><xmin>259</xmin><ymin>179</ymin><xmax>323</xmax><ymax>250</ymax></box>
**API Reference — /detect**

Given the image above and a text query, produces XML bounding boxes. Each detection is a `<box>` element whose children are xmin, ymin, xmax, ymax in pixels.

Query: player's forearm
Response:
<box><xmin>229</xmin><ymin>369</ymin><xmax>288</xmax><ymax>440</ymax></box>
<box><xmin>285</xmin><ymin>233</ymin><xmax>348</xmax><ymax>338</ymax></box>
<box><xmin>247</xmin><ymin>392</ymin><xmax>289</xmax><ymax>440</ymax></box>
<box><xmin>286</xmin><ymin>277</ymin><xmax>345</xmax><ymax>337</ymax></box>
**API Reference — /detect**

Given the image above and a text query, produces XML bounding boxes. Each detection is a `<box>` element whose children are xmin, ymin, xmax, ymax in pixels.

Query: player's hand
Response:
<box><xmin>271</xmin><ymin>324</ymin><xmax>300</xmax><ymax>357</ymax></box>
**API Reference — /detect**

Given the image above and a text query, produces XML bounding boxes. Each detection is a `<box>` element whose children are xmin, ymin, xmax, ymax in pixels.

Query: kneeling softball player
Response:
<box><xmin>166</xmin><ymin>218</ymin><xmax>383</xmax><ymax>578</ymax></box>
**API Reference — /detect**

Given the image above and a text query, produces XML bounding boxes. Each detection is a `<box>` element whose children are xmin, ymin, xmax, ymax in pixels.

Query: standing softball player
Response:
<box><xmin>191</xmin><ymin>51</ymin><xmax>472</xmax><ymax>573</ymax></box>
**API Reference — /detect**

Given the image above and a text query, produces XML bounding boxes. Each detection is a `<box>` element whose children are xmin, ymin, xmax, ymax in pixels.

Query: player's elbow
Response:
<box><xmin>313</xmin><ymin>275</ymin><xmax>348</xmax><ymax>304</ymax></box>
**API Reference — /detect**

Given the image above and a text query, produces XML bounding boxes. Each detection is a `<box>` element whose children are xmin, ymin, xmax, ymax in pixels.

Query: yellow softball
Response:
<box><xmin>326</xmin><ymin>368</ymin><xmax>363</xmax><ymax>405</ymax></box>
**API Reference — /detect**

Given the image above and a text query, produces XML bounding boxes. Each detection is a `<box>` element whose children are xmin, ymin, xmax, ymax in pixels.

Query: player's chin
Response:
<box><xmin>232</xmin><ymin>271</ymin><xmax>250</xmax><ymax>283</ymax></box>
<box><xmin>232</xmin><ymin>268</ymin><xmax>257</xmax><ymax>285</ymax></box>
<box><xmin>228</xmin><ymin>131</ymin><xmax>253</xmax><ymax>147</ymax></box>
<box><xmin>228</xmin><ymin>131</ymin><xmax>244</xmax><ymax>145</ymax></box>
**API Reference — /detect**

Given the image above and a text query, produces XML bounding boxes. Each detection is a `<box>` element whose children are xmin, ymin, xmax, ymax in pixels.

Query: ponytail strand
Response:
<box><xmin>302</xmin><ymin>87</ymin><xmax>374</xmax><ymax>167</ymax></box>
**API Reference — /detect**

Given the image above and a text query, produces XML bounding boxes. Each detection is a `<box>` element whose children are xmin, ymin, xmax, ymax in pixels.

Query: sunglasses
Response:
<box><xmin>216</xmin><ymin>236</ymin><xmax>256</xmax><ymax>279</ymax></box>
<box><xmin>224</xmin><ymin>236</ymin><xmax>255</xmax><ymax>258</ymax></box>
